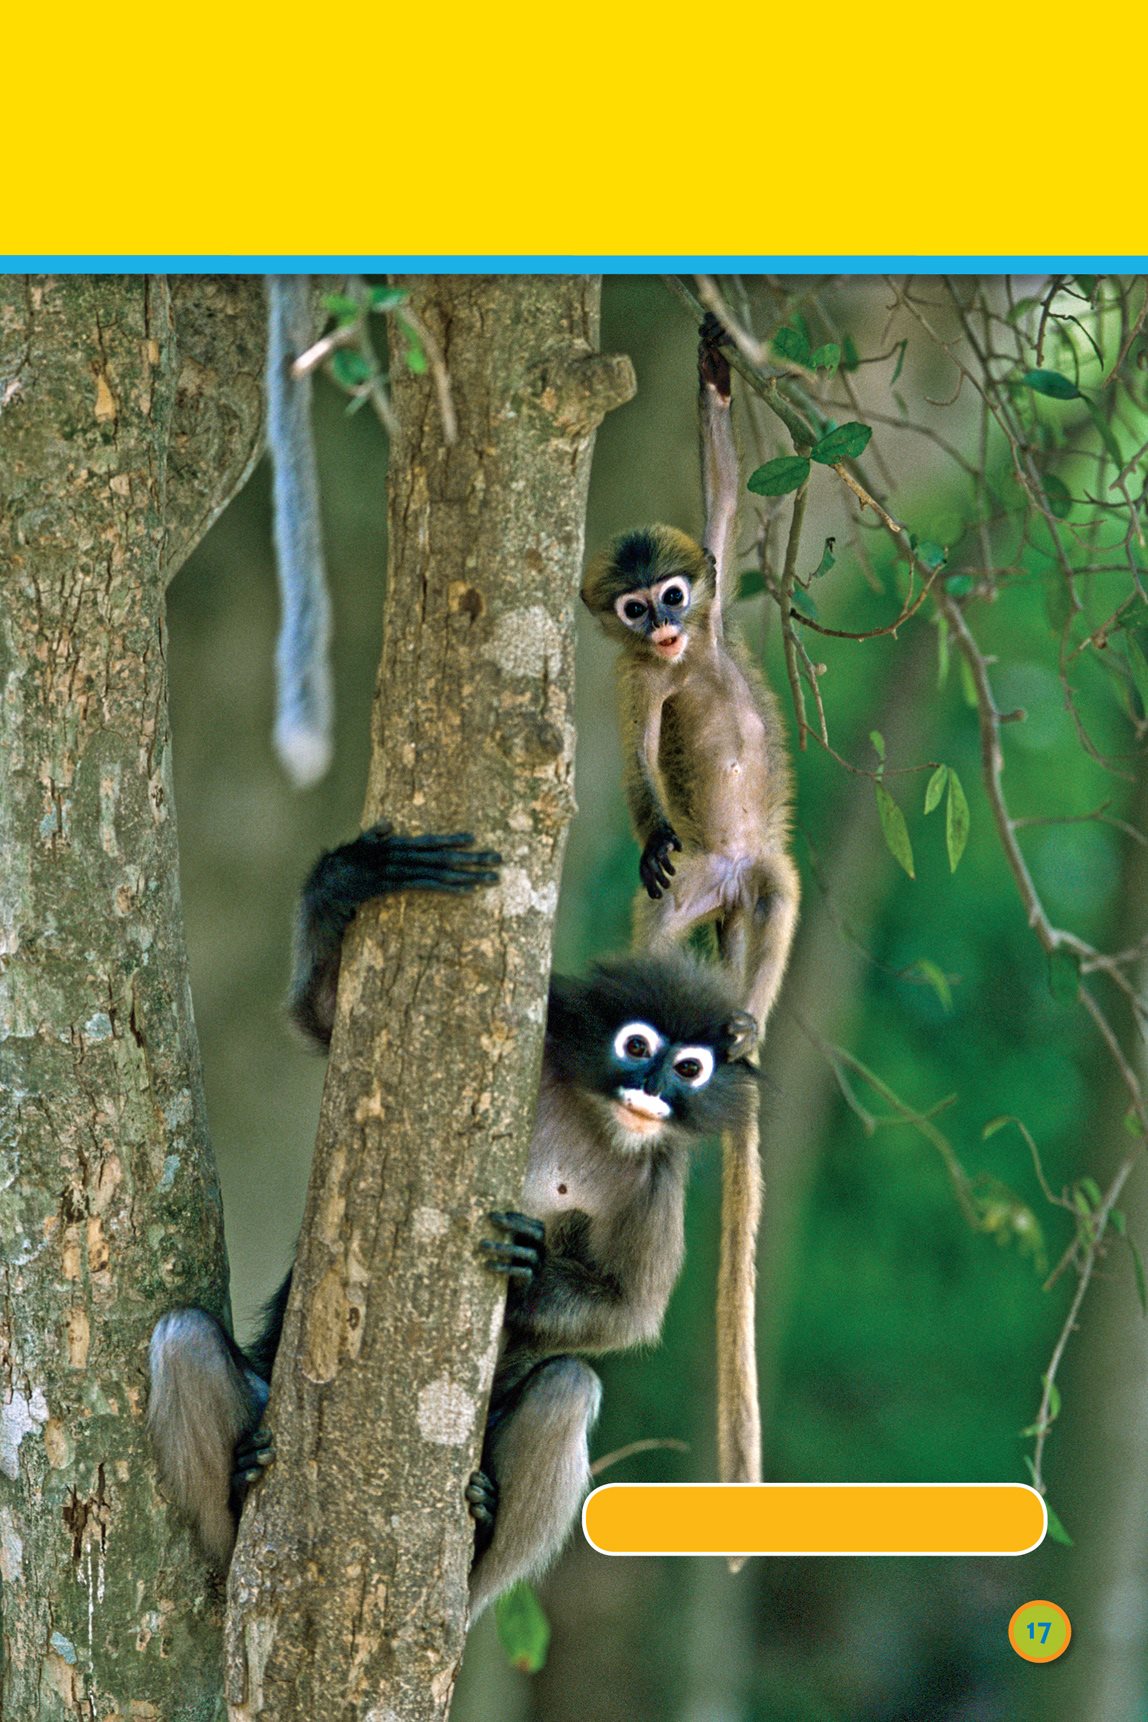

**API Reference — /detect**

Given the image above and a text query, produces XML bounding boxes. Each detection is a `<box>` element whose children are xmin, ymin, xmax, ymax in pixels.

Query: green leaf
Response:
<box><xmin>322</xmin><ymin>291</ymin><xmax>362</xmax><ymax>325</ymax></box>
<box><xmin>790</xmin><ymin>587</ymin><xmax>819</xmax><ymax>620</ymax></box>
<box><xmin>1085</xmin><ymin>396</ymin><xmax>1124</xmax><ymax>467</ymax></box>
<box><xmin>369</xmin><ymin>285</ymin><xmax>409</xmax><ymax>310</ymax></box>
<box><xmin>1022</xmin><ymin>368</ymin><xmax>1081</xmax><ymax>400</ymax></box>
<box><xmin>810</xmin><ymin>422</ymin><xmax>872</xmax><ymax>465</ymax></box>
<box><xmin>916</xmin><ymin>541</ymin><xmax>948</xmax><ymax>572</ymax></box>
<box><xmin>1079</xmin><ymin>1176</ymin><xmax>1102</xmax><ymax>1206</ymax></box>
<box><xmin>912</xmin><ymin>958</ymin><xmax>952</xmax><ymax>1012</ymax></box>
<box><xmin>1046</xmin><ymin>1504</ymin><xmax>1074</xmax><ymax>1546</ymax></box>
<box><xmin>395</xmin><ymin>314</ymin><xmax>428</xmax><ymax>375</ymax></box>
<box><xmin>495</xmin><ymin>1583</ymin><xmax>551</xmax><ymax>1673</ymax></box>
<box><xmin>809</xmin><ymin>537</ymin><xmax>837</xmax><ymax>579</ymax></box>
<box><xmin>1007</xmin><ymin>297</ymin><xmax>1041</xmax><ymax>324</ymax></box>
<box><xmin>958</xmin><ymin>655</ymin><xmax>977</xmax><ymax>708</ymax></box>
<box><xmin>1046</xmin><ymin>947</ymin><xmax>1081</xmax><ymax>1002</ymax></box>
<box><xmin>870</xmin><ymin>730</ymin><xmax>886</xmax><ymax>763</ymax></box>
<box><xmin>772</xmin><ymin>324</ymin><xmax>811</xmax><ymax>367</ymax></box>
<box><xmin>934</xmin><ymin>613</ymin><xmax>950</xmax><ymax>688</ymax></box>
<box><xmin>890</xmin><ymin>338</ymin><xmax>907</xmax><ymax>385</ymax></box>
<box><xmin>331</xmin><ymin>349</ymin><xmax>373</xmax><ymax>389</ymax></box>
<box><xmin>747</xmin><ymin>456</ymin><xmax>810</xmax><ymax>497</ymax></box>
<box><xmin>1043</xmin><ymin>1375</ymin><xmax>1062</xmax><ymax>1422</ymax></box>
<box><xmin>1074</xmin><ymin>275</ymin><xmax>1098</xmax><ymax>298</ymax></box>
<box><xmin>875</xmin><ymin>782</ymin><xmax>915</xmax><ymax>879</ymax></box>
<box><xmin>1041</xmin><ymin>474</ymin><xmax>1073</xmax><ymax>519</ymax></box>
<box><xmin>1110</xmin><ymin>1208</ymin><xmax>1127</xmax><ymax>1236</ymax></box>
<box><xmin>737</xmin><ymin>569</ymin><xmax>766</xmax><ymax>600</ymax></box>
<box><xmin>945</xmin><ymin>771</ymin><xmax>970</xmax><ymax>872</ymax></box>
<box><xmin>841</xmin><ymin>333</ymin><xmax>861</xmax><ymax>371</ymax></box>
<box><xmin>943</xmin><ymin>574</ymin><xmax>973</xmax><ymax>597</ymax></box>
<box><xmin>1131</xmin><ymin>1238</ymin><xmax>1148</xmax><ymax>1315</ymax></box>
<box><xmin>809</xmin><ymin>342</ymin><xmax>841</xmax><ymax>377</ymax></box>
<box><xmin>924</xmin><ymin>765</ymin><xmax>949</xmax><ymax>815</ymax></box>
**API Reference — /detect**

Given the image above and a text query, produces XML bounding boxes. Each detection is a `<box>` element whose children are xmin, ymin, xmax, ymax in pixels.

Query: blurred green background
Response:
<box><xmin>167</xmin><ymin>278</ymin><xmax>1148</xmax><ymax>1722</ymax></box>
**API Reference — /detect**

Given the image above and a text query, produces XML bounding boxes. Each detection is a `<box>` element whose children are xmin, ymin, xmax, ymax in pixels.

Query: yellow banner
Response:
<box><xmin>5</xmin><ymin>0</ymin><xmax>1143</xmax><ymax>258</ymax></box>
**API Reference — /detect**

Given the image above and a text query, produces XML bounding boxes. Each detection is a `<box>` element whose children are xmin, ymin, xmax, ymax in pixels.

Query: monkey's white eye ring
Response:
<box><xmin>653</xmin><ymin>576</ymin><xmax>691</xmax><ymax>612</ymax></box>
<box><xmin>673</xmin><ymin>1046</ymin><xmax>714</xmax><ymax>1087</ymax></box>
<box><xmin>614</xmin><ymin>1022</ymin><xmax>662</xmax><ymax>1063</ymax></box>
<box><xmin>616</xmin><ymin>594</ymin><xmax>649</xmax><ymax>626</ymax></box>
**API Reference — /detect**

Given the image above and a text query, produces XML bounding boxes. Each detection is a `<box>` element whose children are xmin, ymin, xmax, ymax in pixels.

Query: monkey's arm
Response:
<box><xmin>619</xmin><ymin>681</ymin><xmax>682</xmax><ymax>899</ymax></box>
<box><xmin>698</xmin><ymin>316</ymin><xmax>739</xmax><ymax>630</ymax></box>
<box><xmin>491</xmin><ymin>1205</ymin><xmax>682</xmax><ymax>1354</ymax></box>
<box><xmin>288</xmin><ymin>822</ymin><xmax>501</xmax><ymax>1045</ymax></box>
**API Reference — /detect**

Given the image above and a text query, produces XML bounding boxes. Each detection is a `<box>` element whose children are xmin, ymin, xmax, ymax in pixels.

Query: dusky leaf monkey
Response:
<box><xmin>581</xmin><ymin>315</ymin><xmax>801</xmax><ymax>1490</ymax></box>
<box><xmin>149</xmin><ymin>823</ymin><xmax>760</xmax><ymax>1616</ymax></box>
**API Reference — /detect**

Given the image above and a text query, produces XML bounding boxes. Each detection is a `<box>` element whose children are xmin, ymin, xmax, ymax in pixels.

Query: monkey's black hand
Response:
<box><xmin>639</xmin><ymin>825</ymin><xmax>682</xmax><ymax>899</ymax></box>
<box><xmin>465</xmin><ymin>1469</ymin><xmax>499</xmax><ymax>1557</ymax></box>
<box><xmin>699</xmin><ymin>313</ymin><xmax>732</xmax><ymax>401</ymax></box>
<box><xmin>345</xmin><ymin>823</ymin><xmax>503</xmax><ymax>897</ymax></box>
<box><xmin>481</xmin><ymin>1210</ymin><xmax>546</xmax><ymax>1284</ymax></box>
<box><xmin>230</xmin><ymin>1423</ymin><xmax>275</xmax><ymax>1504</ymax></box>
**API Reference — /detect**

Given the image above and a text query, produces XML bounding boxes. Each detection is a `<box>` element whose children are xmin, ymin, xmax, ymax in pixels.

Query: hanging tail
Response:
<box><xmin>717</xmin><ymin>1107</ymin><xmax>763</xmax><ymax>1572</ymax></box>
<box><xmin>265</xmin><ymin>274</ymin><xmax>334</xmax><ymax>789</ymax></box>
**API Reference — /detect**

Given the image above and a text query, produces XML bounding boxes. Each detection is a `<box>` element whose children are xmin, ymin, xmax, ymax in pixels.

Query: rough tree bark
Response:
<box><xmin>0</xmin><ymin>278</ymin><xmax>265</xmax><ymax>1719</ymax></box>
<box><xmin>225</xmin><ymin>277</ymin><xmax>635</xmax><ymax>1722</ymax></box>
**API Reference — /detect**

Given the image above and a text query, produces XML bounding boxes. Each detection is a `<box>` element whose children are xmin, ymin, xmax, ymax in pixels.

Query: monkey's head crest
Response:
<box><xmin>582</xmin><ymin>526</ymin><xmax>715</xmax><ymax>660</ymax></box>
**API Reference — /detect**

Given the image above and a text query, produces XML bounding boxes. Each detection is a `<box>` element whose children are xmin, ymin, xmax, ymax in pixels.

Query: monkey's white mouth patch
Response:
<box><xmin>652</xmin><ymin>633</ymin><xmax>686</xmax><ymax>662</ymax></box>
<box><xmin>615</xmin><ymin>1090</ymin><xmax>671</xmax><ymax>1133</ymax></box>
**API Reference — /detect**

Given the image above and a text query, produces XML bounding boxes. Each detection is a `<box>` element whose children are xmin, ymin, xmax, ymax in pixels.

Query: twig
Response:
<box><xmin>590</xmin><ymin>1438</ymin><xmax>690</xmax><ymax>1478</ymax></box>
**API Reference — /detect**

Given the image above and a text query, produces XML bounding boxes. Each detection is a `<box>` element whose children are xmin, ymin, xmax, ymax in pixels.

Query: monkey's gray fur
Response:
<box><xmin>148</xmin><ymin>825</ymin><xmax>758</xmax><ymax>1617</ymax></box>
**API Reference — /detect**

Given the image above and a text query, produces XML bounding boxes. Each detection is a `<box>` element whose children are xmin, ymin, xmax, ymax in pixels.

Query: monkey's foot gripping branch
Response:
<box><xmin>465</xmin><ymin>1470</ymin><xmax>500</xmax><ymax>1556</ymax></box>
<box><xmin>231</xmin><ymin>1424</ymin><xmax>275</xmax><ymax>1502</ymax></box>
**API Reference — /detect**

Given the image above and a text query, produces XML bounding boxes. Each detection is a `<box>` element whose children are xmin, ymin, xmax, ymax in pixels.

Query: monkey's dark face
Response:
<box><xmin>546</xmin><ymin>955</ymin><xmax>759</xmax><ymax>1151</ymax></box>
<box><xmin>606</xmin><ymin>1017</ymin><xmax>721</xmax><ymax>1139</ymax></box>
<box><xmin>582</xmin><ymin>526</ymin><xmax>714</xmax><ymax>663</ymax></box>
<box><xmin>613</xmin><ymin>575</ymin><xmax>693</xmax><ymax>663</ymax></box>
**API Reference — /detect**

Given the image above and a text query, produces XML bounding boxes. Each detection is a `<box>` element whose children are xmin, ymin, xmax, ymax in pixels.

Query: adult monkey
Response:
<box><xmin>581</xmin><ymin>315</ymin><xmax>801</xmax><ymax>1492</ymax></box>
<box><xmin>149</xmin><ymin>824</ymin><xmax>761</xmax><ymax>1614</ymax></box>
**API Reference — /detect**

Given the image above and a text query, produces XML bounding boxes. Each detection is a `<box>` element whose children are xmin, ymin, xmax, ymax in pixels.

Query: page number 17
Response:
<box><xmin>1027</xmin><ymin>1622</ymin><xmax>1052</xmax><ymax>1645</ymax></box>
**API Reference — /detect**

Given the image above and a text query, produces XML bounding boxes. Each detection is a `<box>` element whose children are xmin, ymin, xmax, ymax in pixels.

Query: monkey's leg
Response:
<box><xmin>737</xmin><ymin>856</ymin><xmax>800</xmax><ymax>1033</ymax></box>
<box><xmin>468</xmin><ymin>1357</ymin><xmax>601</xmax><ymax>1619</ymax></box>
<box><xmin>632</xmin><ymin>853</ymin><xmax>727</xmax><ymax>955</ymax></box>
<box><xmin>148</xmin><ymin>1309</ymin><xmax>270</xmax><ymax>1567</ymax></box>
<box><xmin>290</xmin><ymin>822</ymin><xmax>501</xmax><ymax>1043</ymax></box>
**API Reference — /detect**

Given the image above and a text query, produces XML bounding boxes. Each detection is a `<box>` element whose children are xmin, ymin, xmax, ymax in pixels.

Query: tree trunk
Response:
<box><xmin>0</xmin><ymin>276</ymin><xmax>265</xmax><ymax>1719</ymax></box>
<box><xmin>225</xmin><ymin>276</ymin><xmax>635</xmax><ymax>1722</ymax></box>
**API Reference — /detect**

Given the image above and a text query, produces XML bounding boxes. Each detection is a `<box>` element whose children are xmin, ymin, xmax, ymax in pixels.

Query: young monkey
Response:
<box><xmin>581</xmin><ymin>317</ymin><xmax>800</xmax><ymax>1490</ymax></box>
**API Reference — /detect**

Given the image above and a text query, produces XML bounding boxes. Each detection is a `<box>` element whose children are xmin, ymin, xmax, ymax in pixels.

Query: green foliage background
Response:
<box><xmin>167</xmin><ymin>278</ymin><xmax>1148</xmax><ymax>1722</ymax></box>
